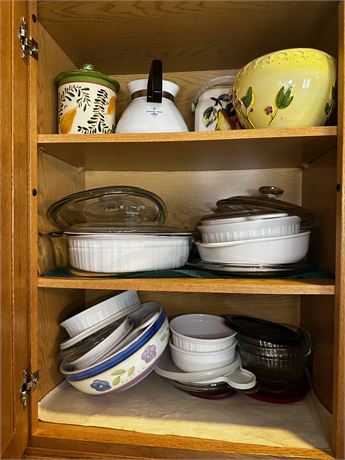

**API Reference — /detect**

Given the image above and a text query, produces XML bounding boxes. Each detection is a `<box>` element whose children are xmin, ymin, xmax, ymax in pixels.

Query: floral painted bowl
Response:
<box><xmin>60</xmin><ymin>310</ymin><xmax>169</xmax><ymax>395</ymax></box>
<box><xmin>233</xmin><ymin>48</ymin><xmax>337</xmax><ymax>129</ymax></box>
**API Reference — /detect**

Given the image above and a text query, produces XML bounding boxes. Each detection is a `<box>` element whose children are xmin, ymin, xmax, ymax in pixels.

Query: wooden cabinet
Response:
<box><xmin>1</xmin><ymin>1</ymin><xmax>344</xmax><ymax>458</ymax></box>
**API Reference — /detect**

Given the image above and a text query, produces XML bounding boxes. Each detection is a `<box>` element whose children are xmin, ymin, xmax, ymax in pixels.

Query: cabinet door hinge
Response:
<box><xmin>20</xmin><ymin>369</ymin><xmax>40</xmax><ymax>408</ymax></box>
<box><xmin>19</xmin><ymin>17</ymin><xmax>39</xmax><ymax>61</ymax></box>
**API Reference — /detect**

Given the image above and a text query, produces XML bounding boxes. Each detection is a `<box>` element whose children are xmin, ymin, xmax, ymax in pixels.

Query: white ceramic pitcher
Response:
<box><xmin>116</xmin><ymin>60</ymin><xmax>188</xmax><ymax>133</ymax></box>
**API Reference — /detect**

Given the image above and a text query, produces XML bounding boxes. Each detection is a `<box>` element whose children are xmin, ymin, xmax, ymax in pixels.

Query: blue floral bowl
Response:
<box><xmin>60</xmin><ymin>308</ymin><xmax>169</xmax><ymax>395</ymax></box>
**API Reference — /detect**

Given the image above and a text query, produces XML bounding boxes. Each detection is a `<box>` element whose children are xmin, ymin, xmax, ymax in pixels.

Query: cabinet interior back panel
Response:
<box><xmin>85</xmin><ymin>169</ymin><xmax>301</xmax><ymax>229</ymax></box>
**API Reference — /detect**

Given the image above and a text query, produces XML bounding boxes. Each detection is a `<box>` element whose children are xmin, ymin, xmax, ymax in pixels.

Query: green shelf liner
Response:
<box><xmin>41</xmin><ymin>266</ymin><xmax>334</xmax><ymax>280</ymax></box>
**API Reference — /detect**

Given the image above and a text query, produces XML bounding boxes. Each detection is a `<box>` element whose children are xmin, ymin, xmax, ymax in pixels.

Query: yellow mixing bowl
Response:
<box><xmin>233</xmin><ymin>48</ymin><xmax>337</xmax><ymax>129</ymax></box>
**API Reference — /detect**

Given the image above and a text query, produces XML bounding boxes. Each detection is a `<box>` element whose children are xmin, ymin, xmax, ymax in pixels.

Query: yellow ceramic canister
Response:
<box><xmin>233</xmin><ymin>48</ymin><xmax>337</xmax><ymax>129</ymax></box>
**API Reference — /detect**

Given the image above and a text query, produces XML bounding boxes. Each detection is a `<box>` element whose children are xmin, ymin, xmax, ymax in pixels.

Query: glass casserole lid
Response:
<box><xmin>200</xmin><ymin>186</ymin><xmax>319</xmax><ymax>230</ymax></box>
<box><xmin>47</xmin><ymin>186</ymin><xmax>168</xmax><ymax>229</ymax></box>
<box><xmin>65</xmin><ymin>222</ymin><xmax>193</xmax><ymax>237</ymax></box>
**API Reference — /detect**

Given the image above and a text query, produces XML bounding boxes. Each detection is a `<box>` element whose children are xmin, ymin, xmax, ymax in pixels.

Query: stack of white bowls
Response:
<box><xmin>196</xmin><ymin>212</ymin><xmax>310</xmax><ymax>265</ymax></box>
<box><xmin>58</xmin><ymin>290</ymin><xmax>170</xmax><ymax>394</ymax></box>
<box><xmin>169</xmin><ymin>314</ymin><xmax>237</xmax><ymax>372</ymax></box>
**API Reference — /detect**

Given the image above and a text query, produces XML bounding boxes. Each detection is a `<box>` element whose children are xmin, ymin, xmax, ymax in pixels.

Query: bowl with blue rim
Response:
<box><xmin>59</xmin><ymin>302</ymin><xmax>169</xmax><ymax>394</ymax></box>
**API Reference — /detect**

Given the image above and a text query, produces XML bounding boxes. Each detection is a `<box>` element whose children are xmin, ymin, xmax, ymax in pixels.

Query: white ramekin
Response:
<box><xmin>170</xmin><ymin>314</ymin><xmax>236</xmax><ymax>352</ymax></box>
<box><xmin>169</xmin><ymin>341</ymin><xmax>237</xmax><ymax>372</ymax></box>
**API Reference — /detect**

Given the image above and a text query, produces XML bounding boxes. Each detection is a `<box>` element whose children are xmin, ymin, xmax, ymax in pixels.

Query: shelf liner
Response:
<box><xmin>41</xmin><ymin>265</ymin><xmax>334</xmax><ymax>279</ymax></box>
<box><xmin>38</xmin><ymin>373</ymin><xmax>329</xmax><ymax>450</ymax></box>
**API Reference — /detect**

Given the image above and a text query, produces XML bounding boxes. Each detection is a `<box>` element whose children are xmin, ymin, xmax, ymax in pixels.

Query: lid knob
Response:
<box><xmin>259</xmin><ymin>186</ymin><xmax>284</xmax><ymax>199</ymax></box>
<box><xmin>81</xmin><ymin>63</ymin><xmax>95</xmax><ymax>72</ymax></box>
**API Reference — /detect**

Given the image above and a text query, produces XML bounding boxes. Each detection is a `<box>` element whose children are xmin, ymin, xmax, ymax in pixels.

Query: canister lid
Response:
<box><xmin>202</xmin><ymin>186</ymin><xmax>319</xmax><ymax>230</ymax></box>
<box><xmin>47</xmin><ymin>186</ymin><xmax>168</xmax><ymax>229</ymax></box>
<box><xmin>55</xmin><ymin>64</ymin><xmax>120</xmax><ymax>93</ymax></box>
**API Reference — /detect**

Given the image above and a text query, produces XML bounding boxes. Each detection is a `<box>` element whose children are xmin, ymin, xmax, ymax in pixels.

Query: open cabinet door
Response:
<box><xmin>1</xmin><ymin>1</ymin><xmax>33</xmax><ymax>458</ymax></box>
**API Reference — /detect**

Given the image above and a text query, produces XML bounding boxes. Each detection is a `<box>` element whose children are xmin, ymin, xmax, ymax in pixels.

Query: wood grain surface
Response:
<box><xmin>37</xmin><ymin>1</ymin><xmax>338</xmax><ymax>75</ymax></box>
<box><xmin>27</xmin><ymin>422</ymin><xmax>333</xmax><ymax>460</ymax></box>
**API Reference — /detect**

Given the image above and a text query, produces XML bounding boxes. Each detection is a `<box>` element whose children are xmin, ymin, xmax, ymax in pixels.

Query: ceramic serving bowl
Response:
<box><xmin>67</xmin><ymin>233</ymin><xmax>192</xmax><ymax>273</ymax></box>
<box><xmin>233</xmin><ymin>48</ymin><xmax>337</xmax><ymax>128</ymax></box>
<box><xmin>169</xmin><ymin>340</ymin><xmax>236</xmax><ymax>372</ymax></box>
<box><xmin>196</xmin><ymin>231</ymin><xmax>310</xmax><ymax>265</ymax></box>
<box><xmin>60</xmin><ymin>307</ymin><xmax>169</xmax><ymax>395</ymax></box>
<box><xmin>198</xmin><ymin>213</ymin><xmax>301</xmax><ymax>243</ymax></box>
<box><xmin>60</xmin><ymin>290</ymin><xmax>141</xmax><ymax>337</ymax></box>
<box><xmin>169</xmin><ymin>314</ymin><xmax>236</xmax><ymax>352</ymax></box>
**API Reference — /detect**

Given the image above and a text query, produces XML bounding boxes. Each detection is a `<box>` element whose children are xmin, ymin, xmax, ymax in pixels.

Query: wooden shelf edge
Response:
<box><xmin>37</xmin><ymin>276</ymin><xmax>335</xmax><ymax>295</ymax></box>
<box><xmin>29</xmin><ymin>422</ymin><xmax>334</xmax><ymax>460</ymax></box>
<box><xmin>38</xmin><ymin>126</ymin><xmax>337</xmax><ymax>145</ymax></box>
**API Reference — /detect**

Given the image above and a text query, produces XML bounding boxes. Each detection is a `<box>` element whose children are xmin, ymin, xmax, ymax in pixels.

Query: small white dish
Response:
<box><xmin>60</xmin><ymin>290</ymin><xmax>141</xmax><ymax>337</ymax></box>
<box><xmin>59</xmin><ymin>303</ymin><xmax>141</xmax><ymax>350</ymax></box>
<box><xmin>170</xmin><ymin>314</ymin><xmax>236</xmax><ymax>352</ymax></box>
<box><xmin>100</xmin><ymin>304</ymin><xmax>162</xmax><ymax>360</ymax></box>
<box><xmin>67</xmin><ymin>316</ymin><xmax>133</xmax><ymax>370</ymax></box>
<box><xmin>169</xmin><ymin>340</ymin><xmax>236</xmax><ymax>372</ymax></box>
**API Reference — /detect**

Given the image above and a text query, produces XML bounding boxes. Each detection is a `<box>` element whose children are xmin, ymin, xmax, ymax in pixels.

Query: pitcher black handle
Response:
<box><xmin>147</xmin><ymin>60</ymin><xmax>162</xmax><ymax>103</ymax></box>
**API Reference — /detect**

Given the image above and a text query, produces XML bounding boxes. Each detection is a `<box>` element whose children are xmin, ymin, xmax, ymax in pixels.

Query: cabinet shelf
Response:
<box><xmin>38</xmin><ymin>127</ymin><xmax>337</xmax><ymax>171</ymax></box>
<box><xmin>37</xmin><ymin>276</ymin><xmax>335</xmax><ymax>295</ymax></box>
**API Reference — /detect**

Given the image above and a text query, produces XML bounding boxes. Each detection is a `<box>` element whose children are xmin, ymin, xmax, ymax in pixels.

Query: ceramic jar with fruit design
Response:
<box><xmin>55</xmin><ymin>64</ymin><xmax>120</xmax><ymax>134</ymax></box>
<box><xmin>233</xmin><ymin>48</ymin><xmax>337</xmax><ymax>129</ymax></box>
<box><xmin>192</xmin><ymin>75</ymin><xmax>240</xmax><ymax>131</ymax></box>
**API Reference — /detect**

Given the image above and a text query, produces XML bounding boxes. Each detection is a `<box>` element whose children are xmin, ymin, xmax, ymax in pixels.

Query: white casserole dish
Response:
<box><xmin>198</xmin><ymin>213</ymin><xmax>301</xmax><ymax>243</ymax></box>
<box><xmin>196</xmin><ymin>231</ymin><xmax>311</xmax><ymax>265</ymax></box>
<box><xmin>67</xmin><ymin>233</ymin><xmax>192</xmax><ymax>273</ymax></box>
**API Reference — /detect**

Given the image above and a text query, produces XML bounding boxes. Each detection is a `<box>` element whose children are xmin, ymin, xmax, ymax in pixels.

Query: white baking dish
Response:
<box><xmin>198</xmin><ymin>213</ymin><xmax>301</xmax><ymax>243</ymax></box>
<box><xmin>196</xmin><ymin>231</ymin><xmax>310</xmax><ymax>265</ymax></box>
<box><xmin>67</xmin><ymin>233</ymin><xmax>192</xmax><ymax>273</ymax></box>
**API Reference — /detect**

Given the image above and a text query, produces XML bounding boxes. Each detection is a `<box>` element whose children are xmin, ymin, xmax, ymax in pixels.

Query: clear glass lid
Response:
<box><xmin>47</xmin><ymin>186</ymin><xmax>168</xmax><ymax>229</ymax></box>
<box><xmin>65</xmin><ymin>222</ymin><xmax>193</xmax><ymax>236</ymax></box>
<box><xmin>202</xmin><ymin>186</ymin><xmax>319</xmax><ymax>230</ymax></box>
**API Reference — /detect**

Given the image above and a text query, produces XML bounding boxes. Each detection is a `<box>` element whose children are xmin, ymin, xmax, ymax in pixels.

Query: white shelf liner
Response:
<box><xmin>39</xmin><ymin>373</ymin><xmax>329</xmax><ymax>450</ymax></box>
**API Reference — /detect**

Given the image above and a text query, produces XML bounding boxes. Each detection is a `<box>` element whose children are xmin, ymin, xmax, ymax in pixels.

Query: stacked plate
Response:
<box><xmin>192</xmin><ymin>186</ymin><xmax>319</xmax><ymax>275</ymax></box>
<box><xmin>58</xmin><ymin>291</ymin><xmax>170</xmax><ymax>394</ymax></box>
<box><xmin>155</xmin><ymin>314</ymin><xmax>256</xmax><ymax>397</ymax></box>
